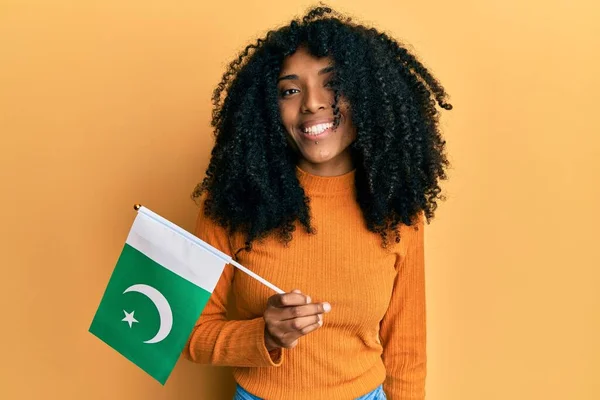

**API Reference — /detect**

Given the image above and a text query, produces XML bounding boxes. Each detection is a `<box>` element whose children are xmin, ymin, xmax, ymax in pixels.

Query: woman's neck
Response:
<box><xmin>296</xmin><ymin>152</ymin><xmax>354</xmax><ymax>177</ymax></box>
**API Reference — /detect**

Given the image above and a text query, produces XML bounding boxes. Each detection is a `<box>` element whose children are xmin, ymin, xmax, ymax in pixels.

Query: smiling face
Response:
<box><xmin>277</xmin><ymin>46</ymin><xmax>357</xmax><ymax>176</ymax></box>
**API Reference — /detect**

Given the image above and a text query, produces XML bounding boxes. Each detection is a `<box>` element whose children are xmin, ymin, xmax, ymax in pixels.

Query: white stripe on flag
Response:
<box><xmin>133</xmin><ymin>206</ymin><xmax>285</xmax><ymax>295</ymax></box>
<box><xmin>137</xmin><ymin>206</ymin><xmax>232</xmax><ymax>263</ymax></box>
<box><xmin>126</xmin><ymin>212</ymin><xmax>227</xmax><ymax>293</ymax></box>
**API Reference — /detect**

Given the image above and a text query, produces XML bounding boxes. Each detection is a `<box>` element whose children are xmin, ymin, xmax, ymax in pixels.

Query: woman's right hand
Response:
<box><xmin>263</xmin><ymin>289</ymin><xmax>331</xmax><ymax>351</ymax></box>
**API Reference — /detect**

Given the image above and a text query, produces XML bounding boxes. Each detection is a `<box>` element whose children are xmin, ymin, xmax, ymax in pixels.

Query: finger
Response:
<box><xmin>281</xmin><ymin>314</ymin><xmax>321</xmax><ymax>332</ymax></box>
<box><xmin>268</xmin><ymin>316</ymin><xmax>323</xmax><ymax>348</ymax></box>
<box><xmin>297</xmin><ymin>319</ymin><xmax>323</xmax><ymax>336</ymax></box>
<box><xmin>268</xmin><ymin>291</ymin><xmax>311</xmax><ymax>308</ymax></box>
<box><xmin>280</xmin><ymin>302</ymin><xmax>331</xmax><ymax>321</ymax></box>
<box><xmin>281</xmin><ymin>339</ymin><xmax>299</xmax><ymax>349</ymax></box>
<box><xmin>267</xmin><ymin>325</ymin><xmax>302</xmax><ymax>349</ymax></box>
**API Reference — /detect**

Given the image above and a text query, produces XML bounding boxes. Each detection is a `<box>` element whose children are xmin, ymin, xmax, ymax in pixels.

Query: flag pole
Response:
<box><xmin>132</xmin><ymin>203</ymin><xmax>285</xmax><ymax>294</ymax></box>
<box><xmin>229</xmin><ymin>259</ymin><xmax>284</xmax><ymax>294</ymax></box>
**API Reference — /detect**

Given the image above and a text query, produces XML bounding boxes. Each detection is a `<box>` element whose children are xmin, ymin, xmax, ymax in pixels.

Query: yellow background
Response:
<box><xmin>1</xmin><ymin>0</ymin><xmax>598</xmax><ymax>399</ymax></box>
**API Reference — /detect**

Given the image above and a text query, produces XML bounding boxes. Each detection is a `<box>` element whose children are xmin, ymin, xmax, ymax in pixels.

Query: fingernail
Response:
<box><xmin>306</xmin><ymin>296</ymin><xmax>311</xmax><ymax>304</ymax></box>
<box><xmin>323</xmin><ymin>302</ymin><xmax>331</xmax><ymax>312</ymax></box>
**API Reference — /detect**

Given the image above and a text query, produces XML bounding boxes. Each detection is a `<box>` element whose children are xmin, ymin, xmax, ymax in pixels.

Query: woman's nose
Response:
<box><xmin>301</xmin><ymin>86</ymin><xmax>330</xmax><ymax>113</ymax></box>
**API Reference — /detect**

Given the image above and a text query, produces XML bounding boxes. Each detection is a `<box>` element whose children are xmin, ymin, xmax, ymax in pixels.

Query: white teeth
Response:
<box><xmin>302</xmin><ymin>122</ymin><xmax>333</xmax><ymax>135</ymax></box>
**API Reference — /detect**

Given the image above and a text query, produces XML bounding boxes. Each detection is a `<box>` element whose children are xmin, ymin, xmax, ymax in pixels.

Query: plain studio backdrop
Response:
<box><xmin>1</xmin><ymin>0</ymin><xmax>598</xmax><ymax>399</ymax></box>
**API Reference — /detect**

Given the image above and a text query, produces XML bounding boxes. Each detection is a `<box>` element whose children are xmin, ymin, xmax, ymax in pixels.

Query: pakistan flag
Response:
<box><xmin>89</xmin><ymin>206</ymin><xmax>231</xmax><ymax>384</ymax></box>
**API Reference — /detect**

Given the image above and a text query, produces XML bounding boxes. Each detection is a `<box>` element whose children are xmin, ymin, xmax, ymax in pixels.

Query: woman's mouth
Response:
<box><xmin>299</xmin><ymin>121</ymin><xmax>337</xmax><ymax>141</ymax></box>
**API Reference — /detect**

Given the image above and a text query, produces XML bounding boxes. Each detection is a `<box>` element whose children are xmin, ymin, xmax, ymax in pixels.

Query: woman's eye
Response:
<box><xmin>280</xmin><ymin>88</ymin><xmax>299</xmax><ymax>98</ymax></box>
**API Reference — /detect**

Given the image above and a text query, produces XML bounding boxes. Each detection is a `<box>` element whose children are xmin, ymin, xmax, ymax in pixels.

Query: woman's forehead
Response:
<box><xmin>280</xmin><ymin>47</ymin><xmax>334</xmax><ymax>75</ymax></box>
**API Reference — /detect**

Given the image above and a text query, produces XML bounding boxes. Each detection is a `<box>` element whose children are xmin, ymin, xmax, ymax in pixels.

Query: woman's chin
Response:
<box><xmin>299</xmin><ymin>147</ymin><xmax>333</xmax><ymax>164</ymax></box>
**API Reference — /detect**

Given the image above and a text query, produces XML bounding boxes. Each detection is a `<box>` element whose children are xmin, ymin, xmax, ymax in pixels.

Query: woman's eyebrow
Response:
<box><xmin>277</xmin><ymin>66</ymin><xmax>334</xmax><ymax>83</ymax></box>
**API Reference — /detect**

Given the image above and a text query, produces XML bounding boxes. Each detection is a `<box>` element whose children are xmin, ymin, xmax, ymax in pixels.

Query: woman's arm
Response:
<box><xmin>184</xmin><ymin>197</ymin><xmax>284</xmax><ymax>367</ymax></box>
<box><xmin>379</xmin><ymin>214</ymin><xmax>427</xmax><ymax>399</ymax></box>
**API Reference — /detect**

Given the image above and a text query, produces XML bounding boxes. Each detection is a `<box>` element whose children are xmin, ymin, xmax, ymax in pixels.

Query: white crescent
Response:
<box><xmin>123</xmin><ymin>284</ymin><xmax>173</xmax><ymax>344</ymax></box>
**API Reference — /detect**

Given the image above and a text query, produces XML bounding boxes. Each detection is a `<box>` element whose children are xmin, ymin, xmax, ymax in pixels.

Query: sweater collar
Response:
<box><xmin>295</xmin><ymin>165</ymin><xmax>356</xmax><ymax>196</ymax></box>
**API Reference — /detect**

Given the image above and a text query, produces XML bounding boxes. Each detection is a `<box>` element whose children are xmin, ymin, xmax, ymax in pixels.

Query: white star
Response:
<box><xmin>122</xmin><ymin>310</ymin><xmax>139</xmax><ymax>328</ymax></box>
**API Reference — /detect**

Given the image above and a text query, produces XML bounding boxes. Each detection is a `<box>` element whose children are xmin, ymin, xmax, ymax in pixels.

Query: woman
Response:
<box><xmin>185</xmin><ymin>5</ymin><xmax>452</xmax><ymax>400</ymax></box>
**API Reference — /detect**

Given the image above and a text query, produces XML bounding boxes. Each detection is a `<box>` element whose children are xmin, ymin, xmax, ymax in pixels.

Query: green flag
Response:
<box><xmin>89</xmin><ymin>206</ymin><xmax>231</xmax><ymax>384</ymax></box>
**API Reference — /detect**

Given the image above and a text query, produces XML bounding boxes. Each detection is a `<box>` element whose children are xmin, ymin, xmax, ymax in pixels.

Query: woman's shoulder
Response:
<box><xmin>192</xmin><ymin>191</ymin><xmax>248</xmax><ymax>257</ymax></box>
<box><xmin>192</xmin><ymin>191</ymin><xmax>231</xmax><ymax>246</ymax></box>
<box><xmin>388</xmin><ymin>209</ymin><xmax>426</xmax><ymax>254</ymax></box>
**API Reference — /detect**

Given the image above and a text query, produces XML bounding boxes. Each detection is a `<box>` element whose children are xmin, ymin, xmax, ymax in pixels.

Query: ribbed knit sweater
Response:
<box><xmin>185</xmin><ymin>166</ymin><xmax>427</xmax><ymax>400</ymax></box>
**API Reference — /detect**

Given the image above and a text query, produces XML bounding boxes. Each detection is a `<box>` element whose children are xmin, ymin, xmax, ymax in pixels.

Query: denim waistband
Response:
<box><xmin>233</xmin><ymin>383</ymin><xmax>387</xmax><ymax>400</ymax></box>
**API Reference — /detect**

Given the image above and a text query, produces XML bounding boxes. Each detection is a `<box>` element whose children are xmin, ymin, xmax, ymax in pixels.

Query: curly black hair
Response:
<box><xmin>192</xmin><ymin>5</ymin><xmax>452</xmax><ymax>249</ymax></box>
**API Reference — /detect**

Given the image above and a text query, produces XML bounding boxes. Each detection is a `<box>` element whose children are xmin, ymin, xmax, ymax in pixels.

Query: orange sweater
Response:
<box><xmin>186</xmin><ymin>166</ymin><xmax>427</xmax><ymax>400</ymax></box>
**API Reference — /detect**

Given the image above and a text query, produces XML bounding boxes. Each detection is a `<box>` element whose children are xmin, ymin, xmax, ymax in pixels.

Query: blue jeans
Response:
<box><xmin>233</xmin><ymin>383</ymin><xmax>387</xmax><ymax>400</ymax></box>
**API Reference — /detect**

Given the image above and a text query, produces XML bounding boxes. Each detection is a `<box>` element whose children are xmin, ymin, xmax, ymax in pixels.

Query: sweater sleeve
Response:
<box><xmin>184</xmin><ymin>197</ymin><xmax>284</xmax><ymax>367</ymax></box>
<box><xmin>380</xmin><ymin>214</ymin><xmax>427</xmax><ymax>399</ymax></box>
